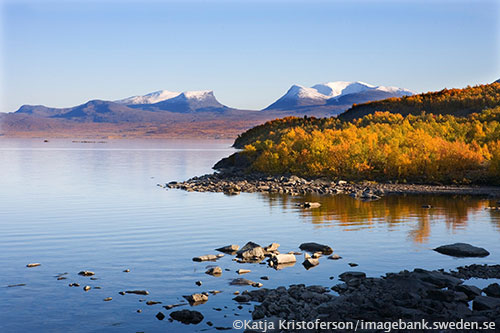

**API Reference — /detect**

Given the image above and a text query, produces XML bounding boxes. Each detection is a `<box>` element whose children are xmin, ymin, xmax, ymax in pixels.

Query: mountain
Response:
<box><xmin>265</xmin><ymin>81</ymin><xmax>413</xmax><ymax>112</ymax></box>
<box><xmin>114</xmin><ymin>90</ymin><xmax>180</xmax><ymax>105</ymax></box>
<box><xmin>141</xmin><ymin>90</ymin><xmax>229</xmax><ymax>113</ymax></box>
<box><xmin>338</xmin><ymin>82</ymin><xmax>500</xmax><ymax>121</ymax></box>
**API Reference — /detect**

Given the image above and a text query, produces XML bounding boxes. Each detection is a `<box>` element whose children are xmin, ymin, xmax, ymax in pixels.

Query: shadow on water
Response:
<box><xmin>261</xmin><ymin>193</ymin><xmax>500</xmax><ymax>243</ymax></box>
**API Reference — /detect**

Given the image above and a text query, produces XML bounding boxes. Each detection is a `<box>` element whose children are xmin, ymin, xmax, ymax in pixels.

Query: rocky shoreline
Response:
<box><xmin>164</xmin><ymin>172</ymin><xmax>500</xmax><ymax>200</ymax></box>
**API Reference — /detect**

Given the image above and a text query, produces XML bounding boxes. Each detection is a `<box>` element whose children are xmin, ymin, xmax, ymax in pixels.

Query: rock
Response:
<box><xmin>299</xmin><ymin>242</ymin><xmax>333</xmax><ymax>254</ymax></box>
<box><xmin>483</xmin><ymin>283</ymin><xmax>500</xmax><ymax>298</ymax></box>
<box><xmin>125</xmin><ymin>290</ymin><xmax>149</xmax><ymax>295</ymax></box>
<box><xmin>156</xmin><ymin>312</ymin><xmax>165</xmax><ymax>320</ymax></box>
<box><xmin>216</xmin><ymin>244</ymin><xmax>240</xmax><ymax>253</ymax></box>
<box><xmin>302</xmin><ymin>258</ymin><xmax>319</xmax><ymax>269</ymax></box>
<box><xmin>206</xmin><ymin>266</ymin><xmax>222</xmax><ymax>276</ymax></box>
<box><xmin>103</xmin><ymin>297</ymin><xmax>112</xmax><ymax>301</ymax></box>
<box><xmin>170</xmin><ymin>309</ymin><xmax>204</xmax><ymax>325</ymax></box>
<box><xmin>434</xmin><ymin>243</ymin><xmax>490</xmax><ymax>257</ymax></box>
<box><xmin>193</xmin><ymin>254</ymin><xmax>219</xmax><ymax>262</ymax></box>
<box><xmin>260</xmin><ymin>276</ymin><xmax>269</xmax><ymax>280</ymax></box>
<box><xmin>328</xmin><ymin>254</ymin><xmax>342</xmax><ymax>260</ymax></box>
<box><xmin>209</xmin><ymin>290</ymin><xmax>221</xmax><ymax>295</ymax></box>
<box><xmin>78</xmin><ymin>270</ymin><xmax>95</xmax><ymax>276</ymax></box>
<box><xmin>473</xmin><ymin>296</ymin><xmax>500</xmax><ymax>310</ymax></box>
<box><xmin>237</xmin><ymin>269</ymin><xmax>251</xmax><ymax>274</ymax></box>
<box><xmin>312</xmin><ymin>252</ymin><xmax>322</xmax><ymax>259</ymax></box>
<box><xmin>338</xmin><ymin>180</ymin><xmax>347</xmax><ymax>185</ymax></box>
<box><xmin>69</xmin><ymin>283</ymin><xmax>80</xmax><ymax>287</ymax></box>
<box><xmin>83</xmin><ymin>286</ymin><xmax>91</xmax><ymax>291</ymax></box>
<box><xmin>146</xmin><ymin>301</ymin><xmax>162</xmax><ymax>305</ymax></box>
<box><xmin>297</xmin><ymin>202</ymin><xmax>321</xmax><ymax>208</ymax></box>
<box><xmin>236</xmin><ymin>242</ymin><xmax>266</xmax><ymax>260</ymax></box>
<box><xmin>195</xmin><ymin>281</ymin><xmax>202</xmax><ymax>286</ymax></box>
<box><xmin>164</xmin><ymin>303</ymin><xmax>187</xmax><ymax>310</ymax></box>
<box><xmin>57</xmin><ymin>277</ymin><xmax>67</xmax><ymax>280</ymax></box>
<box><xmin>123</xmin><ymin>269</ymin><xmax>130</xmax><ymax>272</ymax></box>
<box><xmin>348</xmin><ymin>263</ymin><xmax>358</xmax><ymax>267</ymax></box>
<box><xmin>454</xmin><ymin>284</ymin><xmax>481</xmax><ymax>300</ymax></box>
<box><xmin>269</xmin><ymin>254</ymin><xmax>296</xmax><ymax>266</ymax></box>
<box><xmin>184</xmin><ymin>293</ymin><xmax>208</xmax><ymax>304</ymax></box>
<box><xmin>264</xmin><ymin>243</ymin><xmax>280</xmax><ymax>252</ymax></box>
<box><xmin>422</xmin><ymin>205</ymin><xmax>432</xmax><ymax>208</ymax></box>
<box><xmin>119</xmin><ymin>291</ymin><xmax>125</xmax><ymax>295</ymax></box>
<box><xmin>7</xmin><ymin>284</ymin><xmax>26</xmax><ymax>288</ymax></box>
<box><xmin>230</xmin><ymin>278</ymin><xmax>257</xmax><ymax>286</ymax></box>
<box><xmin>26</xmin><ymin>263</ymin><xmax>41</xmax><ymax>268</ymax></box>
<box><xmin>339</xmin><ymin>271</ymin><xmax>366</xmax><ymax>282</ymax></box>
<box><xmin>234</xmin><ymin>291</ymin><xmax>240</xmax><ymax>295</ymax></box>
<box><xmin>137</xmin><ymin>309</ymin><xmax>142</xmax><ymax>313</ymax></box>
<box><xmin>233</xmin><ymin>294</ymin><xmax>251</xmax><ymax>302</ymax></box>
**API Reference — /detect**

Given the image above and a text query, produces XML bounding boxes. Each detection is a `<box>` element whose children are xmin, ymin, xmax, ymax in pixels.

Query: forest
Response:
<box><xmin>230</xmin><ymin>83</ymin><xmax>500</xmax><ymax>185</ymax></box>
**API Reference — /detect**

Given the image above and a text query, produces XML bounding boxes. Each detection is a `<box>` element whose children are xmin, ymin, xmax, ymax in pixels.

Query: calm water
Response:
<box><xmin>1</xmin><ymin>138</ymin><xmax>500</xmax><ymax>332</ymax></box>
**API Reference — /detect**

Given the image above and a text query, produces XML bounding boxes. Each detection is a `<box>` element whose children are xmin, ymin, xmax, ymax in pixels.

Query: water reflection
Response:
<box><xmin>262</xmin><ymin>194</ymin><xmax>500</xmax><ymax>243</ymax></box>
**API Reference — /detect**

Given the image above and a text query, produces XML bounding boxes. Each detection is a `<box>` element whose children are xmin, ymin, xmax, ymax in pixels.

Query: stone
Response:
<box><xmin>146</xmin><ymin>301</ymin><xmax>161</xmax><ymax>305</ymax></box>
<box><xmin>184</xmin><ymin>293</ymin><xmax>208</xmax><ymax>304</ymax></box>
<box><xmin>236</xmin><ymin>242</ymin><xmax>266</xmax><ymax>260</ymax></box>
<box><xmin>119</xmin><ymin>291</ymin><xmax>125</xmax><ymax>295</ymax></box>
<box><xmin>348</xmin><ymin>263</ymin><xmax>358</xmax><ymax>267</ymax></box>
<box><xmin>339</xmin><ymin>271</ymin><xmax>366</xmax><ymax>282</ymax></box>
<box><xmin>195</xmin><ymin>281</ymin><xmax>202</xmax><ymax>286</ymax></box>
<box><xmin>78</xmin><ymin>270</ymin><xmax>95</xmax><ymax>276</ymax></box>
<box><xmin>299</xmin><ymin>242</ymin><xmax>333</xmax><ymax>254</ymax></box>
<box><xmin>233</xmin><ymin>294</ymin><xmax>251</xmax><ymax>302</ymax></box>
<box><xmin>156</xmin><ymin>312</ymin><xmax>165</xmax><ymax>320</ymax></box>
<box><xmin>302</xmin><ymin>258</ymin><xmax>319</xmax><ymax>269</ymax></box>
<box><xmin>237</xmin><ymin>269</ymin><xmax>251</xmax><ymax>274</ymax></box>
<box><xmin>230</xmin><ymin>278</ymin><xmax>257</xmax><ymax>286</ymax></box>
<box><xmin>264</xmin><ymin>243</ymin><xmax>280</xmax><ymax>252</ymax></box>
<box><xmin>103</xmin><ymin>297</ymin><xmax>112</xmax><ymax>301</ymax></box>
<box><xmin>454</xmin><ymin>284</ymin><xmax>481</xmax><ymax>300</ymax></box>
<box><xmin>483</xmin><ymin>283</ymin><xmax>500</xmax><ymax>298</ymax></box>
<box><xmin>123</xmin><ymin>269</ymin><xmax>130</xmax><ymax>272</ymax></box>
<box><xmin>269</xmin><ymin>254</ymin><xmax>296</xmax><ymax>266</ymax></box>
<box><xmin>205</xmin><ymin>266</ymin><xmax>222</xmax><ymax>276</ymax></box>
<box><xmin>260</xmin><ymin>276</ymin><xmax>269</xmax><ymax>280</ymax></box>
<box><xmin>125</xmin><ymin>290</ymin><xmax>149</xmax><ymax>295</ymax></box>
<box><xmin>312</xmin><ymin>252</ymin><xmax>322</xmax><ymax>259</ymax></box>
<box><xmin>434</xmin><ymin>243</ymin><xmax>489</xmax><ymax>257</ymax></box>
<box><xmin>472</xmin><ymin>296</ymin><xmax>500</xmax><ymax>310</ymax></box>
<box><xmin>328</xmin><ymin>254</ymin><xmax>342</xmax><ymax>260</ymax></box>
<box><xmin>83</xmin><ymin>286</ymin><xmax>91</xmax><ymax>291</ymax></box>
<box><xmin>26</xmin><ymin>263</ymin><xmax>41</xmax><ymax>268</ymax></box>
<box><xmin>297</xmin><ymin>202</ymin><xmax>321</xmax><ymax>208</ymax></box>
<box><xmin>193</xmin><ymin>254</ymin><xmax>219</xmax><ymax>262</ymax></box>
<box><xmin>169</xmin><ymin>309</ymin><xmax>204</xmax><ymax>324</ymax></box>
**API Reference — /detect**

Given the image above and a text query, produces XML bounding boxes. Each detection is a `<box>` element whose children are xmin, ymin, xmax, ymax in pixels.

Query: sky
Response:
<box><xmin>1</xmin><ymin>0</ymin><xmax>499</xmax><ymax>112</ymax></box>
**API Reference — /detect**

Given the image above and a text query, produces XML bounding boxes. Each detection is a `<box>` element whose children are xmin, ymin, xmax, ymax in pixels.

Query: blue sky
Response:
<box><xmin>1</xmin><ymin>0</ymin><xmax>499</xmax><ymax>112</ymax></box>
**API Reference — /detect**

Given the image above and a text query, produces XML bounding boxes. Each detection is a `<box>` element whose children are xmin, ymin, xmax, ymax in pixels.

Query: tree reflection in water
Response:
<box><xmin>261</xmin><ymin>193</ymin><xmax>500</xmax><ymax>243</ymax></box>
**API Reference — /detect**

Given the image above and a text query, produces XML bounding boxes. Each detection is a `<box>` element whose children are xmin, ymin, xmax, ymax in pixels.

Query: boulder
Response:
<box><xmin>434</xmin><ymin>243</ymin><xmax>489</xmax><ymax>257</ymax></box>
<box><xmin>339</xmin><ymin>271</ymin><xmax>366</xmax><ymax>282</ymax></box>
<box><xmin>302</xmin><ymin>258</ymin><xmax>319</xmax><ymax>269</ymax></box>
<box><xmin>170</xmin><ymin>309</ymin><xmax>204</xmax><ymax>324</ymax></box>
<box><xmin>299</xmin><ymin>242</ymin><xmax>333</xmax><ymax>255</ymax></box>
<box><xmin>205</xmin><ymin>267</ymin><xmax>222</xmax><ymax>276</ymax></box>
<box><xmin>269</xmin><ymin>254</ymin><xmax>296</xmax><ymax>266</ymax></box>
<box><xmin>215</xmin><ymin>244</ymin><xmax>239</xmax><ymax>253</ymax></box>
<box><xmin>472</xmin><ymin>296</ymin><xmax>500</xmax><ymax>310</ymax></box>
<box><xmin>483</xmin><ymin>283</ymin><xmax>500</xmax><ymax>298</ymax></box>
<box><xmin>236</xmin><ymin>241</ymin><xmax>265</xmax><ymax>260</ymax></box>
<box><xmin>184</xmin><ymin>293</ymin><xmax>208</xmax><ymax>304</ymax></box>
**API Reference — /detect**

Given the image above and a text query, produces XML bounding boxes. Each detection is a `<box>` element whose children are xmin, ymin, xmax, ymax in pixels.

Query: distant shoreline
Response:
<box><xmin>165</xmin><ymin>172</ymin><xmax>500</xmax><ymax>199</ymax></box>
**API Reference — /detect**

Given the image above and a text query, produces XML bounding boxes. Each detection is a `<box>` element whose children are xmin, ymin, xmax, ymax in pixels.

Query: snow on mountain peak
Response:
<box><xmin>285</xmin><ymin>85</ymin><xmax>329</xmax><ymax>100</ymax></box>
<box><xmin>181</xmin><ymin>90</ymin><xmax>214</xmax><ymax>100</ymax></box>
<box><xmin>115</xmin><ymin>90</ymin><xmax>180</xmax><ymax>105</ymax></box>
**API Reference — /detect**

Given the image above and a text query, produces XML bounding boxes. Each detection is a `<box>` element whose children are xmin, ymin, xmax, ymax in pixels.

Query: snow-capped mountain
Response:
<box><xmin>146</xmin><ymin>90</ymin><xmax>229</xmax><ymax>113</ymax></box>
<box><xmin>265</xmin><ymin>81</ymin><xmax>413</xmax><ymax>111</ymax></box>
<box><xmin>115</xmin><ymin>90</ymin><xmax>180</xmax><ymax>105</ymax></box>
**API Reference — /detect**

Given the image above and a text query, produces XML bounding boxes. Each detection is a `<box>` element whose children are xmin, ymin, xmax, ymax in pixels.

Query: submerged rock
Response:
<box><xmin>205</xmin><ymin>266</ymin><xmax>222</xmax><ymax>276</ymax></box>
<box><xmin>193</xmin><ymin>254</ymin><xmax>222</xmax><ymax>262</ymax></box>
<box><xmin>215</xmin><ymin>244</ymin><xmax>240</xmax><ymax>253</ymax></box>
<box><xmin>297</xmin><ymin>202</ymin><xmax>321</xmax><ymax>209</ymax></box>
<box><xmin>169</xmin><ymin>309</ymin><xmax>204</xmax><ymax>324</ymax></box>
<box><xmin>78</xmin><ymin>270</ymin><xmax>95</xmax><ymax>276</ymax></box>
<box><xmin>299</xmin><ymin>242</ymin><xmax>333</xmax><ymax>255</ymax></box>
<box><xmin>26</xmin><ymin>263</ymin><xmax>41</xmax><ymax>268</ymax></box>
<box><xmin>125</xmin><ymin>290</ymin><xmax>149</xmax><ymax>295</ymax></box>
<box><xmin>434</xmin><ymin>243</ymin><xmax>490</xmax><ymax>257</ymax></box>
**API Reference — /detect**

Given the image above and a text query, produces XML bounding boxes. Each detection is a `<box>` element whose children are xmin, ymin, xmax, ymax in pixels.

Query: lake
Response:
<box><xmin>1</xmin><ymin>138</ymin><xmax>499</xmax><ymax>332</ymax></box>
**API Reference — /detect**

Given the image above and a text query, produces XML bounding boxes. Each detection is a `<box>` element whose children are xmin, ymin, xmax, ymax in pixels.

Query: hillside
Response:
<box><xmin>339</xmin><ymin>83</ymin><xmax>500</xmax><ymax>121</ymax></box>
